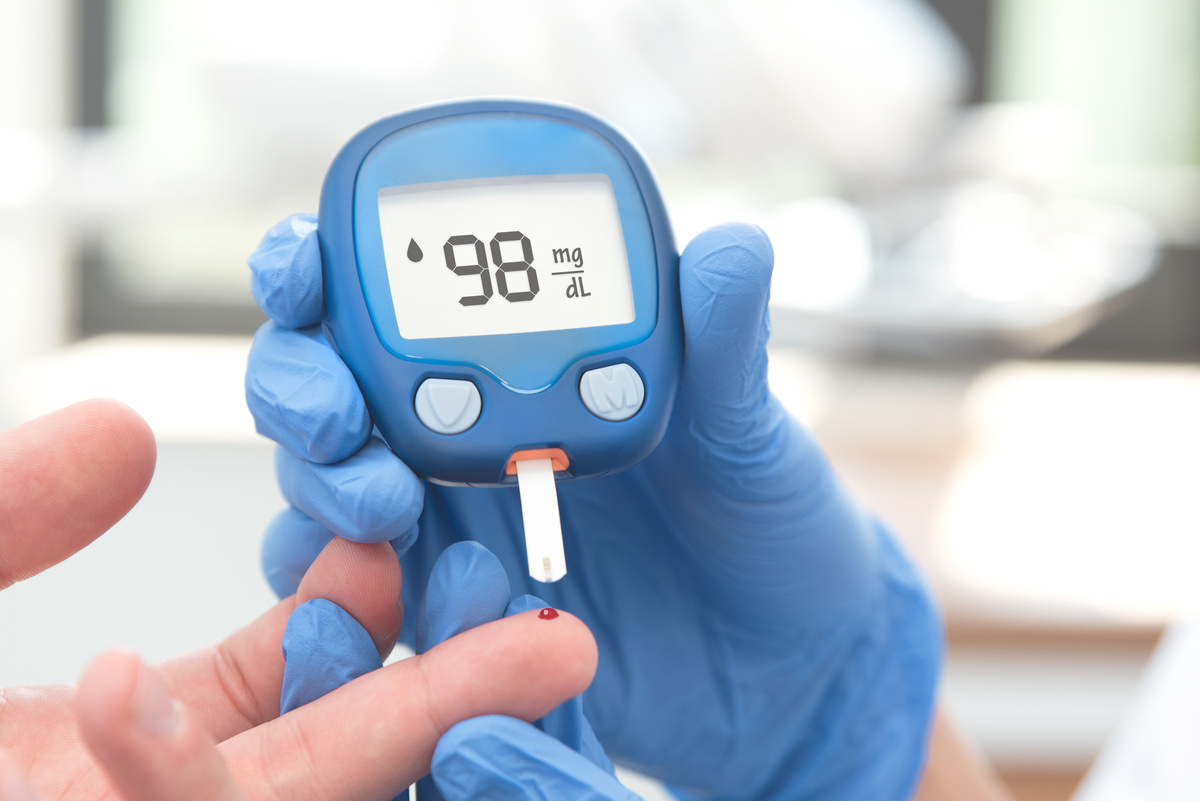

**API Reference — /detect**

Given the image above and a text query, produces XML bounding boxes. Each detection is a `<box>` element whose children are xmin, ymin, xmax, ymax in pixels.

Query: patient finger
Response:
<box><xmin>159</xmin><ymin>536</ymin><xmax>402</xmax><ymax>742</ymax></box>
<box><xmin>77</xmin><ymin>651</ymin><xmax>247</xmax><ymax>801</ymax></box>
<box><xmin>296</xmin><ymin>538</ymin><xmax>402</xmax><ymax>660</ymax></box>
<box><xmin>223</xmin><ymin>607</ymin><xmax>598</xmax><ymax>801</ymax></box>
<box><xmin>0</xmin><ymin>399</ymin><xmax>155</xmax><ymax>590</ymax></box>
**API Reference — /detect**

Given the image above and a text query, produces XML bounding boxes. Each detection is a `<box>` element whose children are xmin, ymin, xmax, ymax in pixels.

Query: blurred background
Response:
<box><xmin>1</xmin><ymin>1</ymin><xmax>1198</xmax><ymax>799</ymax></box>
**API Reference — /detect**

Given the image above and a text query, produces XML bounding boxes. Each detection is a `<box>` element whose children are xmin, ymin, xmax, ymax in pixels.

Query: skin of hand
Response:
<box><xmin>248</xmin><ymin>216</ymin><xmax>943</xmax><ymax>798</ymax></box>
<box><xmin>913</xmin><ymin>712</ymin><xmax>1017</xmax><ymax>801</ymax></box>
<box><xmin>0</xmin><ymin>400</ymin><xmax>597</xmax><ymax>801</ymax></box>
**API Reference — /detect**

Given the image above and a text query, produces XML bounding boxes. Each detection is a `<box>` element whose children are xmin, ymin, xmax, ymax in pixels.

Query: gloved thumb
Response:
<box><xmin>676</xmin><ymin>223</ymin><xmax>775</xmax><ymax>451</ymax></box>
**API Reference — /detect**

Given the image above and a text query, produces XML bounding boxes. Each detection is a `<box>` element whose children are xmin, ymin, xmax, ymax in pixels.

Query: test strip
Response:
<box><xmin>515</xmin><ymin>458</ymin><xmax>567</xmax><ymax>582</ymax></box>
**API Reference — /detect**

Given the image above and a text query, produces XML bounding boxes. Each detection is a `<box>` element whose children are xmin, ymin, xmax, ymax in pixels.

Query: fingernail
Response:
<box><xmin>0</xmin><ymin>753</ymin><xmax>46</xmax><ymax>801</ymax></box>
<box><xmin>129</xmin><ymin>661</ymin><xmax>181</xmax><ymax>737</ymax></box>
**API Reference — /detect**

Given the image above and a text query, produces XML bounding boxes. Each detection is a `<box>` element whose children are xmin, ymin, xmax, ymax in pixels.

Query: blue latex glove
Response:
<box><xmin>248</xmin><ymin>213</ymin><xmax>943</xmax><ymax>799</ymax></box>
<box><xmin>280</xmin><ymin>598</ymin><xmax>382</xmax><ymax>713</ymax></box>
<box><xmin>434</xmin><ymin>716</ymin><xmax>639</xmax><ymax>801</ymax></box>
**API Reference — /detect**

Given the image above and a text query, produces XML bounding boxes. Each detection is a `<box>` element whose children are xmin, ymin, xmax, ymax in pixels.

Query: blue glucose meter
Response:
<box><xmin>317</xmin><ymin>99</ymin><xmax>681</xmax><ymax>551</ymax></box>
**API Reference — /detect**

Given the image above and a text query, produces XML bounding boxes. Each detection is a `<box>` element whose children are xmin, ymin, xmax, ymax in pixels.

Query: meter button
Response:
<box><xmin>415</xmin><ymin>379</ymin><xmax>482</xmax><ymax>435</ymax></box>
<box><xmin>579</xmin><ymin>364</ymin><xmax>645</xmax><ymax>422</ymax></box>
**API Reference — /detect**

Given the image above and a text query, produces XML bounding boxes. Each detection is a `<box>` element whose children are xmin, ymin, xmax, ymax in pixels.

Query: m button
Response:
<box><xmin>579</xmin><ymin>364</ymin><xmax>645</xmax><ymax>422</ymax></box>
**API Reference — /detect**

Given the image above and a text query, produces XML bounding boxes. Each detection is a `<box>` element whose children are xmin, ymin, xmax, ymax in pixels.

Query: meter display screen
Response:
<box><xmin>378</xmin><ymin>174</ymin><xmax>635</xmax><ymax>341</ymax></box>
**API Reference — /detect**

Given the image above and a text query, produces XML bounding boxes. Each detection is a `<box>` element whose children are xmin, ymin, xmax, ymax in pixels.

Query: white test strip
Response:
<box><xmin>515</xmin><ymin>458</ymin><xmax>567</xmax><ymax>583</ymax></box>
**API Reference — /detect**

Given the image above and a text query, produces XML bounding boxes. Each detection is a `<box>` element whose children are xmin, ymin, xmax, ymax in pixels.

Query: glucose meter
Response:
<box><xmin>318</xmin><ymin>99</ymin><xmax>681</xmax><ymax>582</ymax></box>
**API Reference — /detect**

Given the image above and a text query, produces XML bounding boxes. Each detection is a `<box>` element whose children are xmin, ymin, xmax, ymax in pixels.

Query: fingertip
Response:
<box><xmin>78</xmin><ymin>398</ymin><xmax>158</xmax><ymax>491</ymax></box>
<box><xmin>681</xmin><ymin>222</ymin><xmax>774</xmax><ymax>290</ymax></box>
<box><xmin>509</xmin><ymin>607</ymin><xmax>599</xmax><ymax>683</ymax></box>
<box><xmin>679</xmin><ymin>221</ymin><xmax>774</xmax><ymax>343</ymax></box>
<box><xmin>680</xmin><ymin>222</ymin><xmax>773</xmax><ymax>335</ymax></box>
<box><xmin>675</xmin><ymin>223</ymin><xmax>776</xmax><ymax>434</ymax></box>
<box><xmin>248</xmin><ymin>213</ymin><xmax>324</xmax><ymax>328</ymax></box>
<box><xmin>77</xmin><ymin>653</ymin><xmax>245</xmax><ymax>801</ymax></box>
<box><xmin>78</xmin><ymin>651</ymin><xmax>186</xmax><ymax>753</ymax></box>
<box><xmin>0</xmin><ymin>399</ymin><xmax>156</xmax><ymax>588</ymax></box>
<box><xmin>76</xmin><ymin>649</ymin><xmax>142</xmax><ymax>736</ymax></box>
<box><xmin>386</xmin><ymin>521</ymin><xmax>420</xmax><ymax>558</ymax></box>
<box><xmin>522</xmin><ymin>609</ymin><xmax>598</xmax><ymax>696</ymax></box>
<box><xmin>421</xmin><ymin>608</ymin><xmax>598</xmax><ymax>727</ymax></box>
<box><xmin>297</xmin><ymin>538</ymin><xmax>402</xmax><ymax>659</ymax></box>
<box><xmin>390</xmin><ymin>527</ymin><xmax>418</xmax><ymax>560</ymax></box>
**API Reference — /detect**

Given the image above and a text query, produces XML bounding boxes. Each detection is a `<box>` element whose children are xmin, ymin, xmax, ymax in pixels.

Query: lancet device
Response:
<box><xmin>317</xmin><ymin>99</ymin><xmax>681</xmax><ymax>582</ymax></box>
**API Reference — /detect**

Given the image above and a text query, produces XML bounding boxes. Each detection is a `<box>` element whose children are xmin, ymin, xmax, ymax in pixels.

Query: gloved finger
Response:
<box><xmin>415</xmin><ymin>541</ymin><xmax>511</xmax><ymax>654</ymax></box>
<box><xmin>676</xmin><ymin>222</ymin><xmax>776</xmax><ymax>451</ymax></box>
<box><xmin>0</xmin><ymin>399</ymin><xmax>155</xmax><ymax>591</ymax></box>
<box><xmin>246</xmin><ymin>321</ymin><xmax>372</xmax><ymax>464</ymax></box>
<box><xmin>433</xmin><ymin>716</ymin><xmax>639</xmax><ymax>801</ymax></box>
<box><xmin>77</xmin><ymin>651</ymin><xmax>248</xmax><ymax>801</ymax></box>
<box><xmin>260</xmin><ymin>507</ymin><xmax>337</xmax><ymax>599</ymax></box>
<box><xmin>248</xmin><ymin>213</ymin><xmax>324</xmax><ymax>328</ymax></box>
<box><xmin>663</xmin><ymin>224</ymin><xmax>879</xmax><ymax>620</ymax></box>
<box><xmin>505</xmin><ymin>596</ymin><xmax>614</xmax><ymax>774</ymax></box>
<box><xmin>275</xmin><ymin>437</ymin><xmax>424</xmax><ymax>546</ymax></box>
<box><xmin>280</xmin><ymin>599</ymin><xmax>383</xmax><ymax>712</ymax></box>
<box><xmin>157</xmin><ymin>531</ymin><xmax>402</xmax><ymax>743</ymax></box>
<box><xmin>673</xmin><ymin>222</ymin><xmax>855</xmax><ymax>503</ymax></box>
<box><xmin>221</xmin><ymin>608</ymin><xmax>598</xmax><ymax>801</ymax></box>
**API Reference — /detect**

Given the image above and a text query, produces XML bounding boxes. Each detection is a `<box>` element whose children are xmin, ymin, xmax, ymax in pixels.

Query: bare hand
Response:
<box><xmin>0</xmin><ymin>400</ymin><xmax>597</xmax><ymax>801</ymax></box>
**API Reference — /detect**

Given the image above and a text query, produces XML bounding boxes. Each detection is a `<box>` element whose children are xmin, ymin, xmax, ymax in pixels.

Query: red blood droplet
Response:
<box><xmin>538</xmin><ymin>608</ymin><xmax>559</xmax><ymax>620</ymax></box>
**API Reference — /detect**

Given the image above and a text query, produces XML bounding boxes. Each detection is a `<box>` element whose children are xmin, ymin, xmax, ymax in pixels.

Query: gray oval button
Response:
<box><xmin>415</xmin><ymin>378</ymin><xmax>481</xmax><ymax>435</ymax></box>
<box><xmin>579</xmin><ymin>364</ymin><xmax>645</xmax><ymax>422</ymax></box>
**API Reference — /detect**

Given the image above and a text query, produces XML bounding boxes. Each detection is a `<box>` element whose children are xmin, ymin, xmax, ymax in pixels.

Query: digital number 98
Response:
<box><xmin>444</xmin><ymin>231</ymin><xmax>540</xmax><ymax>307</ymax></box>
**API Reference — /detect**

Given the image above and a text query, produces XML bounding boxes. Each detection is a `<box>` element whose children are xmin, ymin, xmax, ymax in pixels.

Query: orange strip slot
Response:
<box><xmin>505</xmin><ymin>448</ymin><xmax>571</xmax><ymax>476</ymax></box>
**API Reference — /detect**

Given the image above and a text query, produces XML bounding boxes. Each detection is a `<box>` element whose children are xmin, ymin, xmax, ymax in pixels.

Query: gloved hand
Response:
<box><xmin>247</xmin><ymin>213</ymin><xmax>943</xmax><ymax>799</ymax></box>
